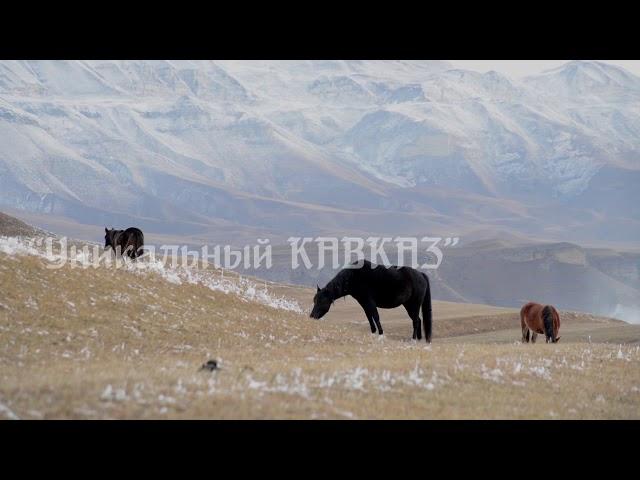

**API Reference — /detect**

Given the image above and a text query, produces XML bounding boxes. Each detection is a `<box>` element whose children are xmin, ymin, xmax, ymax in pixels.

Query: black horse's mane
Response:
<box><xmin>324</xmin><ymin>268</ymin><xmax>354</xmax><ymax>300</ymax></box>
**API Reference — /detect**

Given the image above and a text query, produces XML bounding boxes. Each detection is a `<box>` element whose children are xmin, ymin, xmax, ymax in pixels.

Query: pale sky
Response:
<box><xmin>448</xmin><ymin>60</ymin><xmax>640</xmax><ymax>78</ymax></box>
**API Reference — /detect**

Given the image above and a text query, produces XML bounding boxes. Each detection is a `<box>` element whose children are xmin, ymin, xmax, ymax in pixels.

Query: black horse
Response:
<box><xmin>310</xmin><ymin>260</ymin><xmax>433</xmax><ymax>342</ymax></box>
<box><xmin>104</xmin><ymin>227</ymin><xmax>145</xmax><ymax>260</ymax></box>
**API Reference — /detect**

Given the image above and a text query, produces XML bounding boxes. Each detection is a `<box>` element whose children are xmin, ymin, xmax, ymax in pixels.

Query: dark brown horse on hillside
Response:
<box><xmin>520</xmin><ymin>302</ymin><xmax>561</xmax><ymax>343</ymax></box>
<box><xmin>104</xmin><ymin>227</ymin><xmax>145</xmax><ymax>260</ymax></box>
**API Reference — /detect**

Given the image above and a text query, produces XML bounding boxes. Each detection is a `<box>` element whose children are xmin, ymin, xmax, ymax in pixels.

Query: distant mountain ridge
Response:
<box><xmin>0</xmin><ymin>60</ymin><xmax>639</xmax><ymax>244</ymax></box>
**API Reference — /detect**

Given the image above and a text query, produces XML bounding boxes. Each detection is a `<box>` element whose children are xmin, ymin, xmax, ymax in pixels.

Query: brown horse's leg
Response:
<box><xmin>531</xmin><ymin>332</ymin><xmax>537</xmax><ymax>343</ymax></box>
<box><xmin>522</xmin><ymin>327</ymin><xmax>530</xmax><ymax>343</ymax></box>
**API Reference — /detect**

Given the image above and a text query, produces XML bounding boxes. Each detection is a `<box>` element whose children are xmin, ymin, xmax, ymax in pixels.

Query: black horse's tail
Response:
<box><xmin>542</xmin><ymin>305</ymin><xmax>554</xmax><ymax>342</ymax></box>
<box><xmin>421</xmin><ymin>272</ymin><xmax>433</xmax><ymax>343</ymax></box>
<box><xmin>123</xmin><ymin>228</ymin><xmax>145</xmax><ymax>259</ymax></box>
<box><xmin>137</xmin><ymin>231</ymin><xmax>145</xmax><ymax>257</ymax></box>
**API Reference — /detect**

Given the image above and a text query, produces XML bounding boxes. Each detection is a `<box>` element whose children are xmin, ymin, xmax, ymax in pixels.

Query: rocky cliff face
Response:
<box><xmin>1</xmin><ymin>60</ymin><xmax>639</xmax><ymax>244</ymax></box>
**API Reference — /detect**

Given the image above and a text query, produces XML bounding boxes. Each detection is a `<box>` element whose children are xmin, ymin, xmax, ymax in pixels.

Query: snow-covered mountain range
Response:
<box><xmin>1</xmin><ymin>60</ymin><xmax>638</xmax><ymax>244</ymax></box>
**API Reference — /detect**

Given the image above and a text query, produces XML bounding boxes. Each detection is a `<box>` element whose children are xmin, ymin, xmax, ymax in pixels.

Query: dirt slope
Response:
<box><xmin>0</xmin><ymin>211</ymin><xmax>42</xmax><ymax>237</ymax></box>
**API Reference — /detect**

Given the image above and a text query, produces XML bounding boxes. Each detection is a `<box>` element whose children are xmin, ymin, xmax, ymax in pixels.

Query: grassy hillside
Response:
<box><xmin>1</xmin><ymin>231</ymin><xmax>639</xmax><ymax>419</ymax></box>
<box><xmin>8</xmin><ymin>208</ymin><xmax>640</xmax><ymax>325</ymax></box>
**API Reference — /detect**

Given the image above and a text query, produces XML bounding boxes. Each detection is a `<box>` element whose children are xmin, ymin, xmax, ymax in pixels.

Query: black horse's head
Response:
<box><xmin>310</xmin><ymin>285</ymin><xmax>333</xmax><ymax>319</ymax></box>
<box><xmin>104</xmin><ymin>227</ymin><xmax>114</xmax><ymax>249</ymax></box>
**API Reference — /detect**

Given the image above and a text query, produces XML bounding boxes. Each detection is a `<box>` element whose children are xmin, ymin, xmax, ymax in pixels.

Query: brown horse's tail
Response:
<box><xmin>421</xmin><ymin>273</ymin><xmax>432</xmax><ymax>343</ymax></box>
<box><xmin>542</xmin><ymin>305</ymin><xmax>555</xmax><ymax>342</ymax></box>
<box><xmin>553</xmin><ymin>307</ymin><xmax>561</xmax><ymax>341</ymax></box>
<box><xmin>520</xmin><ymin>304</ymin><xmax>530</xmax><ymax>342</ymax></box>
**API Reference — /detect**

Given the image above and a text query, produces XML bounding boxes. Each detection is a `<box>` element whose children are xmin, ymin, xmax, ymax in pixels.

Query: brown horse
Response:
<box><xmin>520</xmin><ymin>302</ymin><xmax>561</xmax><ymax>343</ymax></box>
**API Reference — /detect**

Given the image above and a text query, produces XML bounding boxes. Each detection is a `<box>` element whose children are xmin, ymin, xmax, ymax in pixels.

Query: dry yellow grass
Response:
<box><xmin>1</xmin><ymin>246</ymin><xmax>639</xmax><ymax>419</ymax></box>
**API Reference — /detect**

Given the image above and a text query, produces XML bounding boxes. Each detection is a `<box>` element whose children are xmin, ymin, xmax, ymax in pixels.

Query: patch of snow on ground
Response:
<box><xmin>0</xmin><ymin>236</ymin><xmax>44</xmax><ymax>257</ymax></box>
<box><xmin>481</xmin><ymin>364</ymin><xmax>504</xmax><ymax>383</ymax></box>
<box><xmin>242</xmin><ymin>364</ymin><xmax>446</xmax><ymax>398</ymax></box>
<box><xmin>100</xmin><ymin>385</ymin><xmax>128</xmax><ymax>402</ymax></box>
<box><xmin>123</xmin><ymin>258</ymin><xmax>302</xmax><ymax>312</ymax></box>
<box><xmin>0</xmin><ymin>401</ymin><xmax>20</xmax><ymax>420</ymax></box>
<box><xmin>529</xmin><ymin>366</ymin><xmax>552</xmax><ymax>380</ymax></box>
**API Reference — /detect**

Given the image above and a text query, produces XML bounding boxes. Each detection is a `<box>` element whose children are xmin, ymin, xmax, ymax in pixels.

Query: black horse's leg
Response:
<box><xmin>404</xmin><ymin>300</ymin><xmax>422</xmax><ymax>340</ymax></box>
<box><xmin>364</xmin><ymin>307</ymin><xmax>376</xmax><ymax>334</ymax></box>
<box><xmin>354</xmin><ymin>295</ymin><xmax>382</xmax><ymax>335</ymax></box>
<box><xmin>367</xmin><ymin>315</ymin><xmax>376</xmax><ymax>333</ymax></box>
<box><xmin>122</xmin><ymin>244</ymin><xmax>134</xmax><ymax>261</ymax></box>
<box><xmin>413</xmin><ymin>298</ymin><xmax>423</xmax><ymax>340</ymax></box>
<box><xmin>370</xmin><ymin>307</ymin><xmax>383</xmax><ymax>335</ymax></box>
<box><xmin>355</xmin><ymin>297</ymin><xmax>377</xmax><ymax>333</ymax></box>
